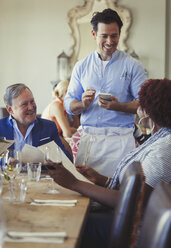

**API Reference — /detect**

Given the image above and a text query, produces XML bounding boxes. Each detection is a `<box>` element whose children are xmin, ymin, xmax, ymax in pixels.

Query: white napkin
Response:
<box><xmin>5</xmin><ymin>231</ymin><xmax>67</xmax><ymax>243</ymax></box>
<box><xmin>30</xmin><ymin>199</ymin><xmax>77</xmax><ymax>207</ymax></box>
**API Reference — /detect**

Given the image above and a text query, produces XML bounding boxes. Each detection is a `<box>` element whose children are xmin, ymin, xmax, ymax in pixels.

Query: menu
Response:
<box><xmin>22</xmin><ymin>141</ymin><xmax>92</xmax><ymax>183</ymax></box>
<box><xmin>0</xmin><ymin>138</ymin><xmax>14</xmax><ymax>155</ymax></box>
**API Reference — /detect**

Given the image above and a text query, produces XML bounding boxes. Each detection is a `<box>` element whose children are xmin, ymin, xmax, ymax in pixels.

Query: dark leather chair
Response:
<box><xmin>0</xmin><ymin>107</ymin><xmax>8</xmax><ymax>118</ymax></box>
<box><xmin>109</xmin><ymin>162</ymin><xmax>145</xmax><ymax>248</ymax></box>
<box><xmin>136</xmin><ymin>182</ymin><xmax>171</xmax><ymax>248</ymax></box>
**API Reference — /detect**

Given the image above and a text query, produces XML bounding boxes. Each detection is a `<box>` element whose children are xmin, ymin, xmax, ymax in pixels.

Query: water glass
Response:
<box><xmin>10</xmin><ymin>179</ymin><xmax>27</xmax><ymax>203</ymax></box>
<box><xmin>46</xmin><ymin>177</ymin><xmax>60</xmax><ymax>194</ymax></box>
<box><xmin>27</xmin><ymin>162</ymin><xmax>42</xmax><ymax>182</ymax></box>
<box><xmin>44</xmin><ymin>147</ymin><xmax>60</xmax><ymax>194</ymax></box>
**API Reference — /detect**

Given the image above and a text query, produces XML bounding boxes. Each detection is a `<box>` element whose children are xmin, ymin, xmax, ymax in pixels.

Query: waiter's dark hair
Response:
<box><xmin>90</xmin><ymin>8</ymin><xmax>123</xmax><ymax>33</ymax></box>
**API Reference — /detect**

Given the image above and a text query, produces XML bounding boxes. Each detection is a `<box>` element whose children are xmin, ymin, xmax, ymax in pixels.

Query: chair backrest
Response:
<box><xmin>109</xmin><ymin>161</ymin><xmax>145</xmax><ymax>248</ymax></box>
<box><xmin>136</xmin><ymin>182</ymin><xmax>171</xmax><ymax>248</ymax></box>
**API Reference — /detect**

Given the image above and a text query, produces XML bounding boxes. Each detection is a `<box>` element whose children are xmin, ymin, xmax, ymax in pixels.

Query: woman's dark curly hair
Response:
<box><xmin>90</xmin><ymin>8</ymin><xmax>123</xmax><ymax>33</ymax></box>
<box><xmin>138</xmin><ymin>78</ymin><xmax>171</xmax><ymax>128</ymax></box>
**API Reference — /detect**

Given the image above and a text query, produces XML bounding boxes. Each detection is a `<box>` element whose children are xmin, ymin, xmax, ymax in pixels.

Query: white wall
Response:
<box><xmin>166</xmin><ymin>0</ymin><xmax>171</xmax><ymax>77</ymax></box>
<box><xmin>0</xmin><ymin>0</ymin><xmax>83</xmax><ymax>114</ymax></box>
<box><xmin>0</xmin><ymin>0</ymin><xmax>170</xmax><ymax>114</ymax></box>
<box><xmin>122</xmin><ymin>0</ymin><xmax>166</xmax><ymax>78</ymax></box>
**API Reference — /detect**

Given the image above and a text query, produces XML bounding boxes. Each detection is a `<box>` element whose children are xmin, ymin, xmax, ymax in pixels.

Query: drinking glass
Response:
<box><xmin>0</xmin><ymin>199</ymin><xmax>6</xmax><ymax>248</ymax></box>
<box><xmin>56</xmin><ymin>146</ymin><xmax>62</xmax><ymax>164</ymax></box>
<box><xmin>2</xmin><ymin>150</ymin><xmax>22</xmax><ymax>202</ymax></box>
<box><xmin>0</xmin><ymin>153</ymin><xmax>6</xmax><ymax>197</ymax></box>
<box><xmin>44</xmin><ymin>146</ymin><xmax>62</xmax><ymax>163</ymax></box>
<box><xmin>3</xmin><ymin>150</ymin><xmax>22</xmax><ymax>179</ymax></box>
<box><xmin>0</xmin><ymin>174</ymin><xmax>3</xmax><ymax>196</ymax></box>
<box><xmin>27</xmin><ymin>162</ymin><xmax>42</xmax><ymax>182</ymax></box>
<box><xmin>44</xmin><ymin>146</ymin><xmax>60</xmax><ymax>194</ymax></box>
<box><xmin>9</xmin><ymin>178</ymin><xmax>27</xmax><ymax>203</ymax></box>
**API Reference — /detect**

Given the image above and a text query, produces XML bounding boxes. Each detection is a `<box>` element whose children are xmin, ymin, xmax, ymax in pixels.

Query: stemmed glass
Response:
<box><xmin>0</xmin><ymin>153</ymin><xmax>6</xmax><ymax>247</ymax></box>
<box><xmin>0</xmin><ymin>152</ymin><xmax>6</xmax><ymax>197</ymax></box>
<box><xmin>56</xmin><ymin>146</ymin><xmax>63</xmax><ymax>164</ymax></box>
<box><xmin>0</xmin><ymin>199</ymin><xmax>6</xmax><ymax>248</ymax></box>
<box><xmin>44</xmin><ymin>146</ymin><xmax>60</xmax><ymax>194</ymax></box>
<box><xmin>2</xmin><ymin>150</ymin><xmax>22</xmax><ymax>202</ymax></box>
<box><xmin>0</xmin><ymin>174</ymin><xmax>3</xmax><ymax>197</ymax></box>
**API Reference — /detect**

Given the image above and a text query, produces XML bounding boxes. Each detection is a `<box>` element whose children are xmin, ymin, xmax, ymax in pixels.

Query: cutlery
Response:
<box><xmin>30</xmin><ymin>202</ymin><xmax>76</xmax><ymax>207</ymax></box>
<box><xmin>30</xmin><ymin>198</ymin><xmax>77</xmax><ymax>204</ymax></box>
<box><xmin>7</xmin><ymin>231</ymin><xmax>67</xmax><ymax>238</ymax></box>
<box><xmin>6</xmin><ymin>231</ymin><xmax>67</xmax><ymax>243</ymax></box>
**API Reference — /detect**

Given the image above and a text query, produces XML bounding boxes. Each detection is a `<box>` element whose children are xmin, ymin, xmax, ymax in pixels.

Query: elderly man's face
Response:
<box><xmin>8</xmin><ymin>88</ymin><xmax>37</xmax><ymax>126</ymax></box>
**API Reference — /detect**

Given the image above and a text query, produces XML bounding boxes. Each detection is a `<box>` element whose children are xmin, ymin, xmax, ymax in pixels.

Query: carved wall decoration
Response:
<box><xmin>67</xmin><ymin>0</ymin><xmax>132</xmax><ymax>71</ymax></box>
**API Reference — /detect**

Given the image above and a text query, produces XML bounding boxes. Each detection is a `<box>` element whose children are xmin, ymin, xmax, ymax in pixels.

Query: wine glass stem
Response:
<box><xmin>51</xmin><ymin>179</ymin><xmax>55</xmax><ymax>190</ymax></box>
<box><xmin>9</xmin><ymin>179</ymin><xmax>15</xmax><ymax>202</ymax></box>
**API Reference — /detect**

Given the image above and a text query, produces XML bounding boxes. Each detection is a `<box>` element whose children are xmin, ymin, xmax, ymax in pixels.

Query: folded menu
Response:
<box><xmin>0</xmin><ymin>138</ymin><xmax>14</xmax><ymax>155</ymax></box>
<box><xmin>38</xmin><ymin>141</ymin><xmax>93</xmax><ymax>183</ymax></box>
<box><xmin>21</xmin><ymin>144</ymin><xmax>44</xmax><ymax>163</ymax></box>
<box><xmin>22</xmin><ymin>141</ymin><xmax>93</xmax><ymax>183</ymax></box>
<box><xmin>5</xmin><ymin>231</ymin><xmax>67</xmax><ymax>243</ymax></box>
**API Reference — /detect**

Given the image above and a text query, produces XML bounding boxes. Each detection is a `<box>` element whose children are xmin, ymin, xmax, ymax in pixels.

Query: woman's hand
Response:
<box><xmin>76</xmin><ymin>164</ymin><xmax>107</xmax><ymax>187</ymax></box>
<box><xmin>45</xmin><ymin>162</ymin><xmax>78</xmax><ymax>190</ymax></box>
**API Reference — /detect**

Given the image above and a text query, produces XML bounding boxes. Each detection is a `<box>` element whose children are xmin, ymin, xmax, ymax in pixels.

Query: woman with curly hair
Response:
<box><xmin>46</xmin><ymin>78</ymin><xmax>171</xmax><ymax>248</ymax></box>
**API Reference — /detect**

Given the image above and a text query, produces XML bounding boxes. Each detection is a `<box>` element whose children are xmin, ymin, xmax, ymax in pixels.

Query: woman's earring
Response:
<box><xmin>149</xmin><ymin>121</ymin><xmax>155</xmax><ymax>134</ymax></box>
<box><xmin>138</xmin><ymin>116</ymin><xmax>146</xmax><ymax>126</ymax></box>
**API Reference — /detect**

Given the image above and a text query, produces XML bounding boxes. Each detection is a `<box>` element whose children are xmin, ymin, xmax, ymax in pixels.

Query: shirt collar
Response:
<box><xmin>94</xmin><ymin>49</ymin><xmax>120</xmax><ymax>62</ymax></box>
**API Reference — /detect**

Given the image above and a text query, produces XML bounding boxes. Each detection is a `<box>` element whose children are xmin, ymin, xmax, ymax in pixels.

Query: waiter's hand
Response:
<box><xmin>98</xmin><ymin>95</ymin><xmax>119</xmax><ymax>110</ymax></box>
<box><xmin>98</xmin><ymin>97</ymin><xmax>138</xmax><ymax>113</ymax></box>
<box><xmin>82</xmin><ymin>87</ymin><xmax>96</xmax><ymax>109</ymax></box>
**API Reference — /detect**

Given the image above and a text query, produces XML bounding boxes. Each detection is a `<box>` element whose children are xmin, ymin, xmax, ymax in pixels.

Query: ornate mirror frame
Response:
<box><xmin>67</xmin><ymin>0</ymin><xmax>132</xmax><ymax>70</ymax></box>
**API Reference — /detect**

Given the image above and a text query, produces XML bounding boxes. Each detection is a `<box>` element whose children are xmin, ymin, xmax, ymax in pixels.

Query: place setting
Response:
<box><xmin>0</xmin><ymin>143</ymin><xmax>90</xmax><ymax>248</ymax></box>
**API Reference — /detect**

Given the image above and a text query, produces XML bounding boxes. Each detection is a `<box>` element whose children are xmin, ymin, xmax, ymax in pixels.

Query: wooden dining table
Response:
<box><xmin>2</xmin><ymin>173</ymin><xmax>90</xmax><ymax>248</ymax></box>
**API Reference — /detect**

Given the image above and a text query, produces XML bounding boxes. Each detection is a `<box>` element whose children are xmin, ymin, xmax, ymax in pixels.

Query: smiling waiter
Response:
<box><xmin>64</xmin><ymin>9</ymin><xmax>147</xmax><ymax>177</ymax></box>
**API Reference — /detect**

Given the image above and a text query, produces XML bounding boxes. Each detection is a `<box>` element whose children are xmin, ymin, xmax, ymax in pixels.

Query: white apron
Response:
<box><xmin>75</xmin><ymin>126</ymin><xmax>135</xmax><ymax>177</ymax></box>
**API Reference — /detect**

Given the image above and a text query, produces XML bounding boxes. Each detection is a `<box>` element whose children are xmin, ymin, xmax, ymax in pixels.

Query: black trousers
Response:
<box><xmin>80</xmin><ymin>203</ymin><xmax>114</xmax><ymax>248</ymax></box>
